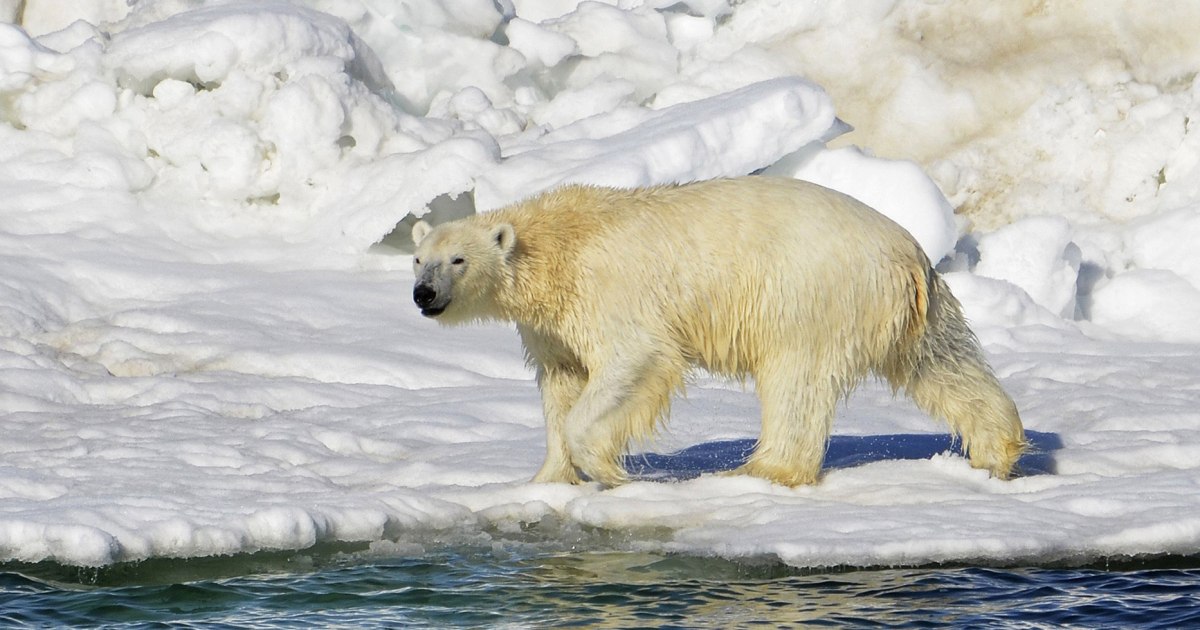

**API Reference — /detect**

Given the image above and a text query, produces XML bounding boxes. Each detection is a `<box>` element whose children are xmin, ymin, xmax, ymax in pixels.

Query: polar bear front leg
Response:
<box><xmin>560</xmin><ymin>367</ymin><xmax>634</xmax><ymax>486</ymax></box>
<box><xmin>558</xmin><ymin>352</ymin><xmax>680</xmax><ymax>487</ymax></box>
<box><xmin>531</xmin><ymin>366</ymin><xmax>585</xmax><ymax>484</ymax></box>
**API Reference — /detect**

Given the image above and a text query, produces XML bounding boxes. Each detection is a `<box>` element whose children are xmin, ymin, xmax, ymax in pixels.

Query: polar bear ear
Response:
<box><xmin>411</xmin><ymin>220</ymin><xmax>433</xmax><ymax>246</ymax></box>
<box><xmin>492</xmin><ymin>223</ymin><xmax>516</xmax><ymax>255</ymax></box>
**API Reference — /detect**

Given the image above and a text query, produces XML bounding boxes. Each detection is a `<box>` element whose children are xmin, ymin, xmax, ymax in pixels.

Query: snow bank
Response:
<box><xmin>473</xmin><ymin>76</ymin><xmax>838</xmax><ymax>210</ymax></box>
<box><xmin>1</xmin><ymin>0</ymin><xmax>1200</xmax><ymax>570</ymax></box>
<box><xmin>974</xmin><ymin>216</ymin><xmax>1082</xmax><ymax>320</ymax></box>
<box><xmin>0</xmin><ymin>0</ymin><xmax>956</xmax><ymax>259</ymax></box>
<box><xmin>766</xmin><ymin>144</ymin><xmax>957</xmax><ymax>264</ymax></box>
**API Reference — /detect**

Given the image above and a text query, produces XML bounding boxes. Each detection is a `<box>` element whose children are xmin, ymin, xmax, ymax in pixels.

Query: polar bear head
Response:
<box><xmin>411</xmin><ymin>219</ymin><xmax>517</xmax><ymax>324</ymax></box>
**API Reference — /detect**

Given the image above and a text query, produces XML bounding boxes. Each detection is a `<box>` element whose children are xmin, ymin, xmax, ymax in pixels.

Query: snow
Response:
<box><xmin>1</xmin><ymin>0</ymin><xmax>1200</xmax><ymax>569</ymax></box>
<box><xmin>765</xmin><ymin>143</ymin><xmax>957</xmax><ymax>263</ymax></box>
<box><xmin>473</xmin><ymin>76</ymin><xmax>839</xmax><ymax>214</ymax></box>
<box><xmin>974</xmin><ymin>216</ymin><xmax>1082</xmax><ymax>320</ymax></box>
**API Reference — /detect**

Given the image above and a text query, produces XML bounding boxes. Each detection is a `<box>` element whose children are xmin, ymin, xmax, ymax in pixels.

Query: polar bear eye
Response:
<box><xmin>452</xmin><ymin>257</ymin><xmax>466</xmax><ymax>265</ymax></box>
<box><xmin>414</xmin><ymin>257</ymin><xmax>422</xmax><ymax>265</ymax></box>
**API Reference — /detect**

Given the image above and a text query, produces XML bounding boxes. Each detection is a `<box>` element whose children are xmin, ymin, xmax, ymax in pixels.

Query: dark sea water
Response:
<box><xmin>3</xmin><ymin>547</ymin><xmax>1199</xmax><ymax>628</ymax></box>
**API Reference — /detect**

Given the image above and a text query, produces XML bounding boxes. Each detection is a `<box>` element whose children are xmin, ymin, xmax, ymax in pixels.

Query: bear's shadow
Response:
<box><xmin>623</xmin><ymin>430</ymin><xmax>1062</xmax><ymax>481</ymax></box>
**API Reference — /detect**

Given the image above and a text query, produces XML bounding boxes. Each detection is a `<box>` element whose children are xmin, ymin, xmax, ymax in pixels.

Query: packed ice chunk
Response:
<box><xmin>476</xmin><ymin>76</ymin><xmax>838</xmax><ymax>210</ymax></box>
<box><xmin>767</xmin><ymin>144</ymin><xmax>958</xmax><ymax>264</ymax></box>
<box><xmin>975</xmin><ymin>216</ymin><xmax>1082</xmax><ymax>319</ymax></box>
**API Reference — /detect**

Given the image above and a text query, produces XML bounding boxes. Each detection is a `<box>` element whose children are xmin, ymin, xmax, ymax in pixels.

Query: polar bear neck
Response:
<box><xmin>480</xmin><ymin>188</ymin><xmax>611</xmax><ymax>331</ymax></box>
<box><xmin>492</xmin><ymin>223</ymin><xmax>585</xmax><ymax>330</ymax></box>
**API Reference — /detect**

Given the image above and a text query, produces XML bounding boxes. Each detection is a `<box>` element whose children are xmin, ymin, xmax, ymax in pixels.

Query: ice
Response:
<box><xmin>474</xmin><ymin>76</ymin><xmax>840</xmax><ymax>211</ymax></box>
<box><xmin>974</xmin><ymin>216</ymin><xmax>1083</xmax><ymax>319</ymax></box>
<box><xmin>1089</xmin><ymin>271</ymin><xmax>1200</xmax><ymax>344</ymax></box>
<box><xmin>503</xmin><ymin>18</ymin><xmax>577</xmax><ymax>70</ymax></box>
<box><xmin>1124</xmin><ymin>207</ymin><xmax>1200</xmax><ymax>288</ymax></box>
<box><xmin>1</xmin><ymin>0</ymin><xmax>1200</xmax><ymax>570</ymax></box>
<box><xmin>766</xmin><ymin>143</ymin><xmax>958</xmax><ymax>263</ymax></box>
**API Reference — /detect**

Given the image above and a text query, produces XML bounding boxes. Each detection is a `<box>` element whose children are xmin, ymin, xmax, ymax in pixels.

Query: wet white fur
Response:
<box><xmin>411</xmin><ymin>177</ymin><xmax>1026</xmax><ymax>486</ymax></box>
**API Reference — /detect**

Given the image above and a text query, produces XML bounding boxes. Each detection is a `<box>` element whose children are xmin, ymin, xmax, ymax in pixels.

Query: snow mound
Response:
<box><xmin>974</xmin><ymin>216</ymin><xmax>1082</xmax><ymax>320</ymax></box>
<box><xmin>766</xmin><ymin>143</ymin><xmax>957</xmax><ymax>263</ymax></box>
<box><xmin>475</xmin><ymin>77</ymin><xmax>838</xmax><ymax>209</ymax></box>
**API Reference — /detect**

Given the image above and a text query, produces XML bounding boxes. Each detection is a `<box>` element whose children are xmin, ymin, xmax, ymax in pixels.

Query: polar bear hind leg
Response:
<box><xmin>737</xmin><ymin>357</ymin><xmax>842</xmax><ymax>486</ymax></box>
<box><xmin>887</xmin><ymin>274</ymin><xmax>1027</xmax><ymax>479</ymax></box>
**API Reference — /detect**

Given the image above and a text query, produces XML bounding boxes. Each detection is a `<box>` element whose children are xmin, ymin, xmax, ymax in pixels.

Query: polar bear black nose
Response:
<box><xmin>413</xmin><ymin>284</ymin><xmax>437</xmax><ymax>308</ymax></box>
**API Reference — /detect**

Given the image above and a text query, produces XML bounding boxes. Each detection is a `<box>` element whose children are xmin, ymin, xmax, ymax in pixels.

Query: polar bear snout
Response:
<box><xmin>413</xmin><ymin>283</ymin><xmax>447</xmax><ymax>317</ymax></box>
<box><xmin>413</xmin><ymin>283</ymin><xmax>437</xmax><ymax>307</ymax></box>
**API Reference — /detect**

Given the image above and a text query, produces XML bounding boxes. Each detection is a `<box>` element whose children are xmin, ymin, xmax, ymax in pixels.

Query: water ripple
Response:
<box><xmin>3</xmin><ymin>551</ymin><xmax>1199</xmax><ymax>628</ymax></box>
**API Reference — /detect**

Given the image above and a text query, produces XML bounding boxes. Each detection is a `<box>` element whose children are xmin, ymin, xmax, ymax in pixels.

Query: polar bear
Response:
<box><xmin>411</xmin><ymin>176</ymin><xmax>1025</xmax><ymax>487</ymax></box>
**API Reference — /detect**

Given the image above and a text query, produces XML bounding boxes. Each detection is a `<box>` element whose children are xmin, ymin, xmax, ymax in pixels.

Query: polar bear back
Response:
<box><xmin>482</xmin><ymin>177</ymin><xmax>931</xmax><ymax>380</ymax></box>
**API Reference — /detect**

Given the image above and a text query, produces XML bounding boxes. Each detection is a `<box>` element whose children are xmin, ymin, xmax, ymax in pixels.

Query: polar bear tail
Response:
<box><xmin>892</xmin><ymin>270</ymin><xmax>1027</xmax><ymax>479</ymax></box>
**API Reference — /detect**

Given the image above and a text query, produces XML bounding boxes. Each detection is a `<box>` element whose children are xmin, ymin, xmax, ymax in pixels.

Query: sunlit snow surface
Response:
<box><xmin>2</xmin><ymin>0</ymin><xmax>1200</xmax><ymax>568</ymax></box>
